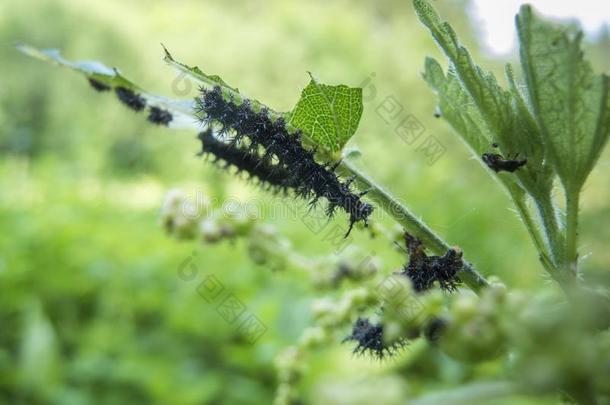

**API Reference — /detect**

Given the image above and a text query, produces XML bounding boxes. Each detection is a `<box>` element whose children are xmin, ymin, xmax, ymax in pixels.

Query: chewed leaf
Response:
<box><xmin>163</xmin><ymin>47</ymin><xmax>312</xmax><ymax>139</ymax></box>
<box><xmin>517</xmin><ymin>5</ymin><xmax>610</xmax><ymax>192</ymax></box>
<box><xmin>288</xmin><ymin>73</ymin><xmax>363</xmax><ymax>153</ymax></box>
<box><xmin>162</xmin><ymin>45</ymin><xmax>239</xmax><ymax>93</ymax></box>
<box><xmin>17</xmin><ymin>43</ymin><xmax>128</xmax><ymax>87</ymax></box>
<box><xmin>163</xmin><ymin>47</ymin><xmax>352</xmax><ymax>156</ymax></box>
<box><xmin>17</xmin><ymin>44</ymin><xmax>197</xmax><ymax>129</ymax></box>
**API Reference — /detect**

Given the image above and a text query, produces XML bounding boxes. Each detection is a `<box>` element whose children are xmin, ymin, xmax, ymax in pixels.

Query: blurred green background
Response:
<box><xmin>1</xmin><ymin>0</ymin><xmax>609</xmax><ymax>403</ymax></box>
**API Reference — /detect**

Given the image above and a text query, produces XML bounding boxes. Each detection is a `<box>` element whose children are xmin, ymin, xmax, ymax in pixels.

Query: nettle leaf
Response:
<box><xmin>413</xmin><ymin>0</ymin><xmax>513</xmax><ymax>143</ymax></box>
<box><xmin>423</xmin><ymin>57</ymin><xmax>490</xmax><ymax>155</ymax></box>
<box><xmin>17</xmin><ymin>44</ymin><xmax>196</xmax><ymax>128</ymax></box>
<box><xmin>505</xmin><ymin>64</ymin><xmax>554</xmax><ymax>193</ymax></box>
<box><xmin>504</xmin><ymin>64</ymin><xmax>544</xmax><ymax>160</ymax></box>
<box><xmin>517</xmin><ymin>5</ymin><xmax>610</xmax><ymax>192</ymax></box>
<box><xmin>288</xmin><ymin>73</ymin><xmax>363</xmax><ymax>153</ymax></box>
<box><xmin>163</xmin><ymin>46</ymin><xmax>275</xmax><ymax>120</ymax></box>
<box><xmin>415</xmin><ymin>1</ymin><xmax>554</xmax><ymax>198</ymax></box>
<box><xmin>162</xmin><ymin>45</ymin><xmax>240</xmax><ymax>94</ymax></box>
<box><xmin>423</xmin><ymin>58</ymin><xmax>525</xmax><ymax>199</ymax></box>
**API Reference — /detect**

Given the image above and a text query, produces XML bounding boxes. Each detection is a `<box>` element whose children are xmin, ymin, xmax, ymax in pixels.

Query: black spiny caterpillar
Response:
<box><xmin>195</xmin><ymin>86</ymin><xmax>373</xmax><ymax>236</ymax></box>
<box><xmin>343</xmin><ymin>317</ymin><xmax>408</xmax><ymax>359</ymax></box>
<box><xmin>115</xmin><ymin>87</ymin><xmax>146</xmax><ymax>112</ymax></box>
<box><xmin>400</xmin><ymin>233</ymin><xmax>463</xmax><ymax>292</ymax></box>
<box><xmin>88</xmin><ymin>80</ymin><xmax>171</xmax><ymax>125</ymax></box>
<box><xmin>88</xmin><ymin>78</ymin><xmax>111</xmax><ymax>92</ymax></box>
<box><xmin>198</xmin><ymin>129</ymin><xmax>293</xmax><ymax>192</ymax></box>
<box><xmin>148</xmin><ymin>106</ymin><xmax>173</xmax><ymax>126</ymax></box>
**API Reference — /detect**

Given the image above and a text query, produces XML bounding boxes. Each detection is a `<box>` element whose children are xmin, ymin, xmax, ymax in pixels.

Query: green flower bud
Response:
<box><xmin>159</xmin><ymin>189</ymin><xmax>202</xmax><ymax>239</ymax></box>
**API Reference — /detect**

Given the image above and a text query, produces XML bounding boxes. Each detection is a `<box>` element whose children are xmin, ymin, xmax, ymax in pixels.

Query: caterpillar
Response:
<box><xmin>115</xmin><ymin>87</ymin><xmax>147</xmax><ymax>112</ymax></box>
<box><xmin>88</xmin><ymin>78</ymin><xmax>111</xmax><ymax>92</ymax></box>
<box><xmin>400</xmin><ymin>233</ymin><xmax>462</xmax><ymax>292</ymax></box>
<box><xmin>195</xmin><ymin>86</ymin><xmax>373</xmax><ymax>237</ymax></box>
<box><xmin>148</xmin><ymin>106</ymin><xmax>173</xmax><ymax>126</ymax></box>
<box><xmin>87</xmin><ymin>80</ymin><xmax>172</xmax><ymax>125</ymax></box>
<box><xmin>343</xmin><ymin>317</ymin><xmax>408</xmax><ymax>359</ymax></box>
<box><xmin>197</xmin><ymin>129</ymin><xmax>293</xmax><ymax>193</ymax></box>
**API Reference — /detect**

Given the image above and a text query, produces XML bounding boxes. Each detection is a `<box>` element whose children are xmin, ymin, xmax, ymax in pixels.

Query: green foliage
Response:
<box><xmin>413</xmin><ymin>1</ymin><xmax>610</xmax><ymax>399</ymax></box>
<box><xmin>517</xmin><ymin>6</ymin><xmax>610</xmax><ymax>193</ymax></box>
<box><xmin>413</xmin><ymin>0</ymin><xmax>514</xmax><ymax>143</ymax></box>
<box><xmin>422</xmin><ymin>57</ymin><xmax>490</xmax><ymax>156</ymax></box>
<box><xmin>414</xmin><ymin>0</ymin><xmax>553</xmax><ymax>199</ymax></box>
<box><xmin>0</xmin><ymin>161</ymin><xmax>283</xmax><ymax>404</ymax></box>
<box><xmin>415</xmin><ymin>0</ymin><xmax>610</xmax><ymax>284</ymax></box>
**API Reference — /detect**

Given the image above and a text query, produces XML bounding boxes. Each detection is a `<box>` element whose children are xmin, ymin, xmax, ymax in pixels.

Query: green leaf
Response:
<box><xmin>423</xmin><ymin>58</ymin><xmax>525</xmax><ymax>200</ymax></box>
<box><xmin>517</xmin><ymin>5</ymin><xmax>610</xmax><ymax>192</ymax></box>
<box><xmin>413</xmin><ymin>0</ymin><xmax>513</xmax><ymax>143</ymax></box>
<box><xmin>504</xmin><ymin>64</ymin><xmax>554</xmax><ymax>194</ymax></box>
<box><xmin>288</xmin><ymin>73</ymin><xmax>363</xmax><ymax>153</ymax></box>
<box><xmin>415</xmin><ymin>1</ymin><xmax>554</xmax><ymax>198</ymax></box>
<box><xmin>504</xmin><ymin>64</ymin><xmax>543</xmax><ymax>159</ymax></box>
<box><xmin>423</xmin><ymin>57</ymin><xmax>490</xmax><ymax>155</ymax></box>
<box><xmin>162</xmin><ymin>45</ymin><xmax>240</xmax><ymax>94</ymax></box>
<box><xmin>17</xmin><ymin>44</ymin><xmax>197</xmax><ymax>128</ymax></box>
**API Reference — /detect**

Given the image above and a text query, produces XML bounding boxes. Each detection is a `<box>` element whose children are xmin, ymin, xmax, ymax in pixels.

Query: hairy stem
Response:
<box><xmin>514</xmin><ymin>188</ymin><xmax>580</xmax><ymax>292</ymax></box>
<box><xmin>511</xmin><ymin>195</ymin><xmax>556</xmax><ymax>276</ymax></box>
<box><xmin>533</xmin><ymin>192</ymin><xmax>564</xmax><ymax>267</ymax></box>
<box><xmin>564</xmin><ymin>190</ymin><xmax>580</xmax><ymax>276</ymax></box>
<box><xmin>338</xmin><ymin>160</ymin><xmax>489</xmax><ymax>293</ymax></box>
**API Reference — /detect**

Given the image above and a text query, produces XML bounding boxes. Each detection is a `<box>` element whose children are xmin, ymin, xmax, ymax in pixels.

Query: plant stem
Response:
<box><xmin>338</xmin><ymin>159</ymin><xmax>489</xmax><ymax>293</ymax></box>
<box><xmin>511</xmin><ymin>195</ymin><xmax>556</xmax><ymax>276</ymax></box>
<box><xmin>514</xmin><ymin>189</ymin><xmax>580</xmax><ymax>292</ymax></box>
<box><xmin>564</xmin><ymin>190</ymin><xmax>580</xmax><ymax>276</ymax></box>
<box><xmin>533</xmin><ymin>192</ymin><xmax>563</xmax><ymax>267</ymax></box>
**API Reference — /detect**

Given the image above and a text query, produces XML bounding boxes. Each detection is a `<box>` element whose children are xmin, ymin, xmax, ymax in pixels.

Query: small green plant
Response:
<box><xmin>19</xmin><ymin>1</ymin><xmax>610</xmax><ymax>403</ymax></box>
<box><xmin>416</xmin><ymin>0</ymin><xmax>610</xmax><ymax>289</ymax></box>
